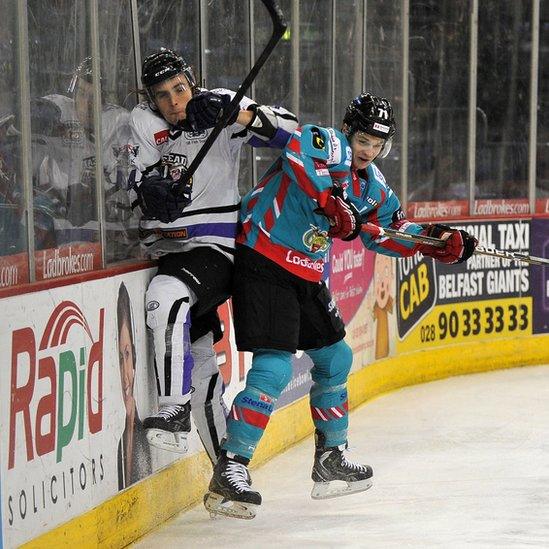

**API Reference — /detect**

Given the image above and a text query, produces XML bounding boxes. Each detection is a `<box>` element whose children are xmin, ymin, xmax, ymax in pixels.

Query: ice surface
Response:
<box><xmin>132</xmin><ymin>364</ymin><xmax>549</xmax><ymax>549</ymax></box>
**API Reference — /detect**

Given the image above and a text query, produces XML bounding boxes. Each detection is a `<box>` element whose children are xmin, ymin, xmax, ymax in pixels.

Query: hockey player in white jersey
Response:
<box><xmin>128</xmin><ymin>48</ymin><xmax>298</xmax><ymax>463</ymax></box>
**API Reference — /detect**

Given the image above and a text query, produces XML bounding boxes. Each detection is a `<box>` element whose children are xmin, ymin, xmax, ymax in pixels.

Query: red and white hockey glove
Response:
<box><xmin>320</xmin><ymin>186</ymin><xmax>362</xmax><ymax>241</ymax></box>
<box><xmin>418</xmin><ymin>224</ymin><xmax>477</xmax><ymax>264</ymax></box>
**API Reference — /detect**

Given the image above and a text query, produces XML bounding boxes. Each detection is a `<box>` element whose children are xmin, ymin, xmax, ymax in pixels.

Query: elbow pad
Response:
<box><xmin>246</xmin><ymin>104</ymin><xmax>298</xmax><ymax>144</ymax></box>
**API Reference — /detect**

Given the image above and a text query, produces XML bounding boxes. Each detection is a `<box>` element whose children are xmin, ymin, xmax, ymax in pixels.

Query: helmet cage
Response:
<box><xmin>141</xmin><ymin>48</ymin><xmax>196</xmax><ymax>107</ymax></box>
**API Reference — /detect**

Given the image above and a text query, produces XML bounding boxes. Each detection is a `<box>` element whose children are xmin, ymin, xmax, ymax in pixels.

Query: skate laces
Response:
<box><xmin>224</xmin><ymin>461</ymin><xmax>251</xmax><ymax>493</ymax></box>
<box><xmin>340</xmin><ymin>449</ymin><xmax>366</xmax><ymax>472</ymax></box>
<box><xmin>156</xmin><ymin>404</ymin><xmax>184</xmax><ymax>419</ymax></box>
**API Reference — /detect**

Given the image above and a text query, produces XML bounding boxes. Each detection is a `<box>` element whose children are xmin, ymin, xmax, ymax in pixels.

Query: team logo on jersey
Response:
<box><xmin>113</xmin><ymin>143</ymin><xmax>136</xmax><ymax>171</ymax></box>
<box><xmin>184</xmin><ymin>130</ymin><xmax>207</xmax><ymax>141</ymax></box>
<box><xmin>303</xmin><ymin>225</ymin><xmax>330</xmax><ymax>253</ymax></box>
<box><xmin>311</xmin><ymin>127</ymin><xmax>325</xmax><ymax>150</ymax></box>
<box><xmin>154</xmin><ymin>129</ymin><xmax>169</xmax><ymax>145</ymax></box>
<box><xmin>63</xmin><ymin>120</ymin><xmax>84</xmax><ymax>145</ymax></box>
<box><xmin>162</xmin><ymin>152</ymin><xmax>189</xmax><ymax>181</ymax></box>
<box><xmin>392</xmin><ymin>207</ymin><xmax>406</xmax><ymax>222</ymax></box>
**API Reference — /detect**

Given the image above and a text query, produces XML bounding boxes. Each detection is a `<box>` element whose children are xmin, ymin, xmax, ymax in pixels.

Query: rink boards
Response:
<box><xmin>0</xmin><ymin>217</ymin><xmax>548</xmax><ymax>548</ymax></box>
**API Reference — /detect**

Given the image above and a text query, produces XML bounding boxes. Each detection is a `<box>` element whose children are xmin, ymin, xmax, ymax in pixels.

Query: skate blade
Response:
<box><xmin>311</xmin><ymin>478</ymin><xmax>373</xmax><ymax>500</ymax></box>
<box><xmin>203</xmin><ymin>492</ymin><xmax>258</xmax><ymax>520</ymax></box>
<box><xmin>146</xmin><ymin>429</ymin><xmax>188</xmax><ymax>453</ymax></box>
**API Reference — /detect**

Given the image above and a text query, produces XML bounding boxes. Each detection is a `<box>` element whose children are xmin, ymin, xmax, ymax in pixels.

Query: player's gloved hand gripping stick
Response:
<box><xmin>176</xmin><ymin>0</ymin><xmax>287</xmax><ymax>196</ymax></box>
<box><xmin>361</xmin><ymin>222</ymin><xmax>549</xmax><ymax>266</ymax></box>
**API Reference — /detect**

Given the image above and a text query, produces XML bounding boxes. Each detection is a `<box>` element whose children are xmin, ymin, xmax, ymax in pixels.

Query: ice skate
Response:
<box><xmin>143</xmin><ymin>402</ymin><xmax>191</xmax><ymax>453</ymax></box>
<box><xmin>310</xmin><ymin>431</ymin><xmax>373</xmax><ymax>500</ymax></box>
<box><xmin>204</xmin><ymin>453</ymin><xmax>261</xmax><ymax>520</ymax></box>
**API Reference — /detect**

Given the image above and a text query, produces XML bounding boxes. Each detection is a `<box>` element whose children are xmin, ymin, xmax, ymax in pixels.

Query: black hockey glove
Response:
<box><xmin>418</xmin><ymin>224</ymin><xmax>478</xmax><ymax>264</ymax></box>
<box><xmin>136</xmin><ymin>175</ymin><xmax>191</xmax><ymax>223</ymax></box>
<box><xmin>185</xmin><ymin>91</ymin><xmax>239</xmax><ymax>131</ymax></box>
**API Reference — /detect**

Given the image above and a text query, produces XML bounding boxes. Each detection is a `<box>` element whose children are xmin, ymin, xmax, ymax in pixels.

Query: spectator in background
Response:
<box><xmin>0</xmin><ymin>112</ymin><xmax>24</xmax><ymax>255</ymax></box>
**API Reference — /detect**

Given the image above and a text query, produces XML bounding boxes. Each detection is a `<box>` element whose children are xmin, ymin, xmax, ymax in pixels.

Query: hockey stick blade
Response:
<box><xmin>180</xmin><ymin>0</ymin><xmax>287</xmax><ymax>189</ymax></box>
<box><xmin>361</xmin><ymin>222</ymin><xmax>549</xmax><ymax>266</ymax></box>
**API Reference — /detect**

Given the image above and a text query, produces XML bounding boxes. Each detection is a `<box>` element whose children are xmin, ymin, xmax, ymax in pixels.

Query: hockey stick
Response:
<box><xmin>179</xmin><ymin>0</ymin><xmax>286</xmax><ymax>189</ymax></box>
<box><xmin>361</xmin><ymin>222</ymin><xmax>549</xmax><ymax>266</ymax></box>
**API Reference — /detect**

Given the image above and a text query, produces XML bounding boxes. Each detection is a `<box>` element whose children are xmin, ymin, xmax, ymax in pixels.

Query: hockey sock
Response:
<box><xmin>306</xmin><ymin>340</ymin><xmax>353</xmax><ymax>448</ymax></box>
<box><xmin>222</xmin><ymin>349</ymin><xmax>292</xmax><ymax>460</ymax></box>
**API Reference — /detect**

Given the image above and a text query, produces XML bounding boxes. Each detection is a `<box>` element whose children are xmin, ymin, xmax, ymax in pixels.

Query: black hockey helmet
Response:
<box><xmin>141</xmin><ymin>48</ymin><xmax>196</xmax><ymax>96</ymax></box>
<box><xmin>343</xmin><ymin>93</ymin><xmax>396</xmax><ymax>158</ymax></box>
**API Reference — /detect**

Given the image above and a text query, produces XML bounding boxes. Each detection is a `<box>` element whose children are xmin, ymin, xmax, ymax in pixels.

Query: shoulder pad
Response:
<box><xmin>325</xmin><ymin>128</ymin><xmax>351</xmax><ymax>168</ymax></box>
<box><xmin>130</xmin><ymin>103</ymin><xmax>169</xmax><ymax>149</ymax></box>
<box><xmin>131</xmin><ymin>103</ymin><xmax>167</xmax><ymax>131</ymax></box>
<box><xmin>299</xmin><ymin>124</ymin><xmax>331</xmax><ymax>160</ymax></box>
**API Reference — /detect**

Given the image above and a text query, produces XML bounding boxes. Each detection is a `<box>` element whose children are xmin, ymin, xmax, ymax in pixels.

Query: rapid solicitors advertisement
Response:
<box><xmin>0</xmin><ymin>270</ymin><xmax>250</xmax><ymax>547</ymax></box>
<box><xmin>395</xmin><ymin>220</ymin><xmax>541</xmax><ymax>353</ymax></box>
<box><xmin>3</xmin><ymin>286</ymin><xmax>113</xmax><ymax>546</ymax></box>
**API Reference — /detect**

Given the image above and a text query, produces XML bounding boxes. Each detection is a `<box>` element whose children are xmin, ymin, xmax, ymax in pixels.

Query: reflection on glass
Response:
<box><xmin>406</xmin><ymin>0</ymin><xmax>469</xmax><ymax>203</ymax></box>
<box><xmin>138</xmin><ymin>0</ymin><xmax>200</xmax><ymax>77</ymax></box>
<box><xmin>0</xmin><ymin>3</ymin><xmax>28</xmax><ymax>288</ymax></box>
<box><xmin>476</xmin><ymin>1</ymin><xmax>531</xmax><ymax>200</ymax></box>
<box><xmin>26</xmin><ymin>0</ymin><xmax>141</xmax><ymax>275</ymax></box>
<box><xmin>334</xmin><ymin>1</ymin><xmax>363</xmax><ymax>122</ymax></box>
<box><xmin>99</xmin><ymin>1</ymin><xmax>141</xmax><ymax>263</ymax></box>
<box><xmin>204</xmin><ymin>0</ymin><xmax>252</xmax><ymax>195</ymax></box>
<box><xmin>299</xmin><ymin>0</ymin><xmax>331</xmax><ymax>126</ymax></box>
<box><xmin>254</xmin><ymin>0</ymin><xmax>294</xmax><ymax>182</ymax></box>
<box><xmin>365</xmin><ymin>0</ymin><xmax>403</xmax><ymax>197</ymax></box>
<box><xmin>27</xmin><ymin>0</ymin><xmax>101</xmax><ymax>278</ymax></box>
<box><xmin>536</xmin><ymin>2</ymin><xmax>548</xmax><ymax>200</ymax></box>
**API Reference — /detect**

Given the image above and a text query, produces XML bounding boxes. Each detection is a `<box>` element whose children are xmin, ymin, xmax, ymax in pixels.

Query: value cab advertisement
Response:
<box><xmin>396</xmin><ymin>220</ymin><xmax>535</xmax><ymax>353</ymax></box>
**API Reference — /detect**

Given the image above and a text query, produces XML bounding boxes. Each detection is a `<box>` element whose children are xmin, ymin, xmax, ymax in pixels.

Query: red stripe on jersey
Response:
<box><xmin>264</xmin><ymin>207</ymin><xmax>275</xmax><ymax>231</ymax></box>
<box><xmin>352</xmin><ymin>170</ymin><xmax>361</xmax><ymax>196</ymax></box>
<box><xmin>287</xmin><ymin>134</ymin><xmax>301</xmax><ymax>154</ymax></box>
<box><xmin>252</xmin><ymin>234</ymin><xmax>324</xmax><ymax>282</ymax></box>
<box><xmin>287</xmin><ymin>157</ymin><xmax>322</xmax><ymax>200</ymax></box>
<box><xmin>329</xmin><ymin>170</ymin><xmax>348</xmax><ymax>179</ymax></box>
<box><xmin>241</xmin><ymin>407</ymin><xmax>270</xmax><ymax>429</ymax></box>
<box><xmin>378</xmin><ymin>238</ymin><xmax>417</xmax><ymax>256</ymax></box>
<box><xmin>257</xmin><ymin>161</ymin><xmax>281</xmax><ymax>189</ymax></box>
<box><xmin>316</xmin><ymin>187</ymin><xmax>331</xmax><ymax>208</ymax></box>
<box><xmin>240</xmin><ymin>218</ymin><xmax>252</xmax><ymax>238</ymax></box>
<box><xmin>248</xmin><ymin>196</ymin><xmax>260</xmax><ymax>211</ymax></box>
<box><xmin>277</xmin><ymin>173</ymin><xmax>291</xmax><ymax>208</ymax></box>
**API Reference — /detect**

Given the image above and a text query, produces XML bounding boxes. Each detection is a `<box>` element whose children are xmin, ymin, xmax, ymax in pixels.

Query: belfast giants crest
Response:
<box><xmin>303</xmin><ymin>225</ymin><xmax>330</xmax><ymax>253</ymax></box>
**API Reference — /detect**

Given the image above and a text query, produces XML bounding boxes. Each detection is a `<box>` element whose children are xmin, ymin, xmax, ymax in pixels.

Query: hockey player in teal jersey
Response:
<box><xmin>204</xmin><ymin>93</ymin><xmax>478</xmax><ymax>519</ymax></box>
